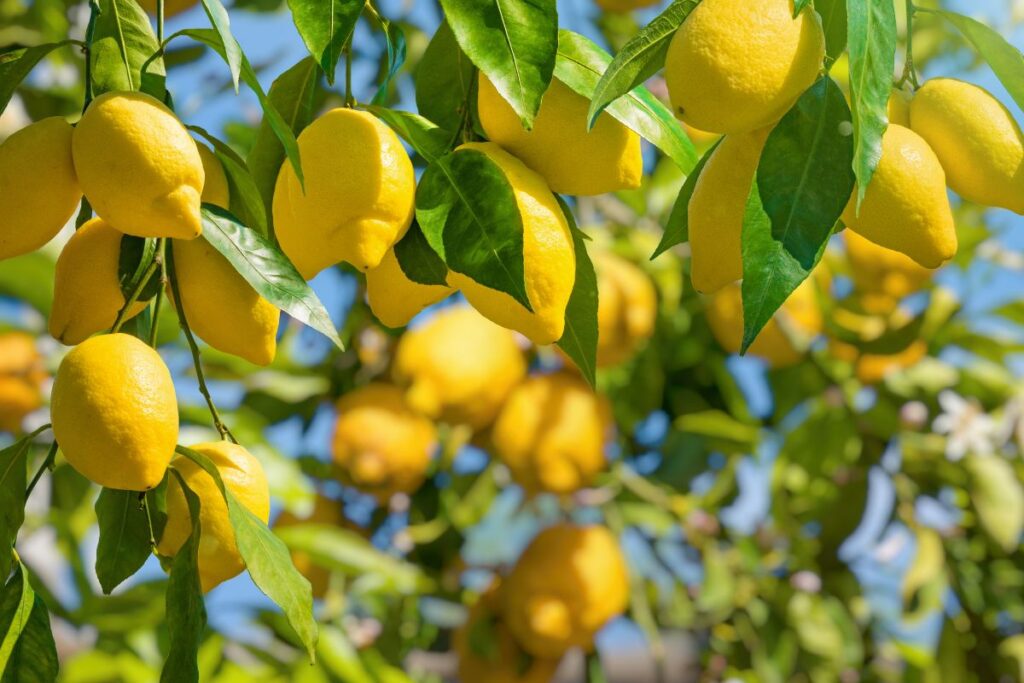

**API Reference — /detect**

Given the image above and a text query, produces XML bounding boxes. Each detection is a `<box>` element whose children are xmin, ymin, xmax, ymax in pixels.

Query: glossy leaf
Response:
<box><xmin>199</xmin><ymin>0</ymin><xmax>242</xmax><ymax>92</ymax></box>
<box><xmin>393</xmin><ymin>222</ymin><xmax>449</xmax><ymax>287</ymax></box>
<box><xmin>416</xmin><ymin>148</ymin><xmax>531</xmax><ymax>311</ymax></box>
<box><xmin>817</xmin><ymin>0</ymin><xmax>849</xmax><ymax>63</ymax></box>
<box><xmin>555</xmin><ymin>30</ymin><xmax>695</xmax><ymax>171</ymax></box>
<box><xmin>0</xmin><ymin>437</ymin><xmax>29</xmax><ymax>583</ymax></box>
<box><xmin>90</xmin><ymin>0</ymin><xmax>166</xmax><ymax>98</ymax></box>
<box><xmin>95</xmin><ymin>482</ymin><xmax>167</xmax><ymax>595</ymax></box>
<box><xmin>587</xmin><ymin>0</ymin><xmax>701</xmax><ymax>127</ymax></box>
<box><xmin>363</xmin><ymin>106</ymin><xmax>450</xmax><ymax>164</ymax></box>
<box><xmin>555</xmin><ymin>197</ymin><xmax>598</xmax><ymax>387</ymax></box>
<box><xmin>0</xmin><ymin>564</ymin><xmax>56</xmax><ymax>683</ymax></box>
<box><xmin>285</xmin><ymin>0</ymin><xmax>361</xmax><ymax>84</ymax></box>
<box><xmin>189</xmin><ymin>125</ymin><xmax>269</xmax><ymax>237</ymax></box>
<box><xmin>160</xmin><ymin>471</ymin><xmax>205</xmax><ymax>683</ymax></box>
<box><xmin>0</xmin><ymin>564</ymin><xmax>32</xmax><ymax>674</ymax></box>
<box><xmin>439</xmin><ymin>0</ymin><xmax>557</xmax><ymax>128</ymax></box>
<box><xmin>118</xmin><ymin>235</ymin><xmax>161</xmax><ymax>303</ymax></box>
<box><xmin>371</xmin><ymin>16</ymin><xmax>406</xmax><ymax>105</ymax></box>
<box><xmin>652</xmin><ymin>138</ymin><xmax>720</xmax><ymax>259</ymax></box>
<box><xmin>846</xmin><ymin>0</ymin><xmax>896</xmax><ymax>207</ymax></box>
<box><xmin>199</xmin><ymin>206</ymin><xmax>342</xmax><ymax>349</ymax></box>
<box><xmin>0</xmin><ymin>43</ymin><xmax>70</xmax><ymax>115</ymax></box>
<box><xmin>415</xmin><ymin>21</ymin><xmax>475</xmax><ymax>133</ymax></box>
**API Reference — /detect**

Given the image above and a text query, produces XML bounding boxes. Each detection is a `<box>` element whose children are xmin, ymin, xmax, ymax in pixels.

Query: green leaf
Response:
<box><xmin>371</xmin><ymin>16</ymin><xmax>406</xmax><ymax>105</ymax></box>
<box><xmin>793</xmin><ymin>0</ymin><xmax>812</xmax><ymax>16</ymax></box>
<box><xmin>923</xmin><ymin>9</ymin><xmax>1024</xmax><ymax>113</ymax></box>
<box><xmin>846</xmin><ymin>0</ymin><xmax>896</xmax><ymax>207</ymax></box>
<box><xmin>586</xmin><ymin>652</ymin><xmax>609</xmax><ymax>683</ymax></box>
<box><xmin>118</xmin><ymin>235</ymin><xmax>161</xmax><ymax>303</ymax></box>
<box><xmin>415</xmin><ymin>21</ymin><xmax>475</xmax><ymax>133</ymax></box>
<box><xmin>0</xmin><ymin>437</ymin><xmax>30</xmax><ymax>582</ymax></box>
<box><xmin>587</xmin><ymin>0</ymin><xmax>701</xmax><ymax>127</ymax></box>
<box><xmin>651</xmin><ymin>138</ymin><xmax>720</xmax><ymax>259</ymax></box>
<box><xmin>439</xmin><ymin>0</ymin><xmax>557</xmax><ymax>128</ymax></box>
<box><xmin>741</xmin><ymin>77</ymin><xmax>853</xmax><ymax>351</ymax></box>
<box><xmin>199</xmin><ymin>0</ymin><xmax>242</xmax><ymax>92</ymax></box>
<box><xmin>285</xmin><ymin>0</ymin><xmax>361</xmax><ymax>84</ymax></box>
<box><xmin>0</xmin><ymin>252</ymin><xmax>55</xmax><ymax>316</ymax></box>
<box><xmin>199</xmin><ymin>205</ymin><xmax>342</xmax><ymax>349</ymax></box>
<box><xmin>415</xmin><ymin>148</ymin><xmax>532</xmax><ymax>311</ymax></box>
<box><xmin>0</xmin><ymin>43</ymin><xmax>70</xmax><ymax>115</ymax></box>
<box><xmin>674</xmin><ymin>410</ymin><xmax>760</xmax><ymax>451</ymax></box>
<box><xmin>95</xmin><ymin>482</ymin><xmax>167</xmax><ymax>595</ymax></box>
<box><xmin>246</xmin><ymin>56</ymin><xmax>320</xmax><ymax>235</ymax></box>
<box><xmin>0</xmin><ymin>564</ymin><xmax>32</xmax><ymax>676</ymax></box>
<box><xmin>554</xmin><ymin>30</ymin><xmax>695</xmax><ymax>171</ymax></box>
<box><xmin>393</xmin><ymin>221</ymin><xmax>449</xmax><ymax>287</ymax></box>
<box><xmin>176</xmin><ymin>446</ymin><xmax>318</xmax><ymax>662</ymax></box>
<box><xmin>189</xmin><ymin>125</ymin><xmax>269</xmax><ymax>237</ymax></box>
<box><xmin>817</xmin><ymin>0</ymin><xmax>848</xmax><ymax>64</ymax></box>
<box><xmin>967</xmin><ymin>455</ymin><xmax>1024</xmax><ymax>553</ymax></box>
<box><xmin>160</xmin><ymin>471</ymin><xmax>206</xmax><ymax>683</ymax></box>
<box><xmin>90</xmin><ymin>0</ymin><xmax>166</xmax><ymax>99</ymax></box>
<box><xmin>0</xmin><ymin>565</ymin><xmax>56</xmax><ymax>683</ymax></box>
<box><xmin>363</xmin><ymin>106</ymin><xmax>450</xmax><ymax>164</ymax></box>
<box><xmin>554</xmin><ymin>198</ymin><xmax>598</xmax><ymax>387</ymax></box>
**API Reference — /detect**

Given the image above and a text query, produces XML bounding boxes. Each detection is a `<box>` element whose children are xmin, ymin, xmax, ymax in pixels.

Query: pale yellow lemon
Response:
<box><xmin>365</xmin><ymin>248</ymin><xmax>454</xmax><ymax>328</ymax></box>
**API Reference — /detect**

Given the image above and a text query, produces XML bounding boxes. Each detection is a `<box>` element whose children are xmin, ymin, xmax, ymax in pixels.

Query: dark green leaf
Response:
<box><xmin>651</xmin><ymin>138</ymin><xmax>720</xmax><ymax>259</ymax></box>
<box><xmin>118</xmin><ymin>236</ymin><xmax>161</xmax><ymax>303</ymax></box>
<box><xmin>189</xmin><ymin>125</ymin><xmax>269</xmax><ymax>237</ymax></box>
<box><xmin>363</xmin><ymin>106</ymin><xmax>450</xmax><ymax>164</ymax></box>
<box><xmin>439</xmin><ymin>0</ymin><xmax>557</xmax><ymax>128</ymax></box>
<box><xmin>175</xmin><ymin>446</ymin><xmax>317</xmax><ymax>662</ymax></box>
<box><xmin>95</xmin><ymin>481</ymin><xmax>167</xmax><ymax>595</ymax></box>
<box><xmin>817</xmin><ymin>0</ymin><xmax>848</xmax><ymax>63</ymax></box>
<box><xmin>794</xmin><ymin>0</ymin><xmax>812</xmax><ymax>17</ymax></box>
<box><xmin>393</xmin><ymin>222</ymin><xmax>448</xmax><ymax>287</ymax></box>
<box><xmin>0</xmin><ymin>43</ymin><xmax>70</xmax><ymax>115</ymax></box>
<box><xmin>199</xmin><ymin>0</ymin><xmax>242</xmax><ymax>92</ymax></box>
<box><xmin>90</xmin><ymin>0</ymin><xmax>166</xmax><ymax>99</ymax></box>
<box><xmin>2</xmin><ymin>596</ymin><xmax>57</xmax><ymax>683</ymax></box>
<box><xmin>555</xmin><ymin>30</ymin><xmax>695</xmax><ymax>171</ymax></box>
<box><xmin>846</xmin><ymin>0</ymin><xmax>896</xmax><ymax>207</ymax></box>
<box><xmin>554</xmin><ymin>197</ymin><xmax>598</xmax><ymax>387</ymax></box>
<box><xmin>416</xmin><ymin>148</ymin><xmax>531</xmax><ymax>311</ymax></box>
<box><xmin>587</xmin><ymin>0</ymin><xmax>701</xmax><ymax>127</ymax></box>
<box><xmin>0</xmin><ymin>564</ymin><xmax>33</xmax><ymax>675</ymax></box>
<box><xmin>371</xmin><ymin>17</ymin><xmax>406</xmax><ymax>105</ymax></box>
<box><xmin>160</xmin><ymin>471</ymin><xmax>205</xmax><ymax>683</ymax></box>
<box><xmin>0</xmin><ymin>439</ymin><xmax>30</xmax><ymax>582</ymax></box>
<box><xmin>199</xmin><ymin>206</ymin><xmax>342</xmax><ymax>349</ymax></box>
<box><xmin>415</xmin><ymin>21</ymin><xmax>475</xmax><ymax>133</ymax></box>
<box><xmin>285</xmin><ymin>0</ymin><xmax>361</xmax><ymax>84</ymax></box>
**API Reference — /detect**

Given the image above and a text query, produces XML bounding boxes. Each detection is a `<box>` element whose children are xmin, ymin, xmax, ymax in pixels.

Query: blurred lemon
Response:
<box><xmin>593</xmin><ymin>251</ymin><xmax>657</xmax><ymax>366</ymax></box>
<box><xmin>365</xmin><ymin>248</ymin><xmax>454</xmax><ymax>328</ymax></box>
<box><xmin>274</xmin><ymin>495</ymin><xmax>350</xmax><ymax>599</ymax></box>
<box><xmin>0</xmin><ymin>333</ymin><xmax>46</xmax><ymax>434</ymax></box>
<box><xmin>195</xmin><ymin>142</ymin><xmax>230</xmax><ymax>208</ymax></box>
<box><xmin>830</xmin><ymin>338</ymin><xmax>928</xmax><ymax>384</ymax></box>
<box><xmin>844</xmin><ymin>230</ymin><xmax>933</xmax><ymax>315</ymax></box>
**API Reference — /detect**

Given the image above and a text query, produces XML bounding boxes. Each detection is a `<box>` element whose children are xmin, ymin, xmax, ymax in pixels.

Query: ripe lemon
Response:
<box><xmin>477</xmin><ymin>75</ymin><xmax>642</xmax><ymax>196</ymax></box>
<box><xmin>445</xmin><ymin>142</ymin><xmax>575</xmax><ymax>345</ymax></box>
<box><xmin>139</xmin><ymin>0</ymin><xmax>199</xmax><ymax>16</ymax></box>
<box><xmin>0</xmin><ymin>333</ymin><xmax>46</xmax><ymax>434</ymax></box>
<box><xmin>49</xmin><ymin>218</ymin><xmax>147</xmax><ymax>346</ymax></box>
<box><xmin>706</xmin><ymin>278</ymin><xmax>823</xmax><ymax>369</ymax></box>
<box><xmin>665</xmin><ymin>0</ymin><xmax>825</xmax><ymax>134</ymax></box>
<box><xmin>831</xmin><ymin>339</ymin><xmax>927</xmax><ymax>384</ymax></box>
<box><xmin>274</xmin><ymin>495</ymin><xmax>352</xmax><ymax>598</ymax></box>
<box><xmin>73</xmin><ymin>91</ymin><xmax>204</xmax><ymax>240</ymax></box>
<box><xmin>841</xmin><ymin>125</ymin><xmax>957</xmax><ymax>268</ymax></box>
<box><xmin>331</xmin><ymin>383</ymin><xmax>437</xmax><ymax>503</ymax></box>
<box><xmin>492</xmin><ymin>372</ymin><xmax>613</xmax><ymax>496</ymax></box>
<box><xmin>909</xmin><ymin>78</ymin><xmax>1024</xmax><ymax>215</ymax></box>
<box><xmin>593</xmin><ymin>251</ymin><xmax>657</xmax><ymax>366</ymax></box>
<box><xmin>393</xmin><ymin>305</ymin><xmax>527</xmax><ymax>430</ymax></box>
<box><xmin>888</xmin><ymin>89</ymin><xmax>912</xmax><ymax>127</ymax></box>
<box><xmin>159</xmin><ymin>441</ymin><xmax>270</xmax><ymax>592</ymax></box>
<box><xmin>689</xmin><ymin>126</ymin><xmax>771</xmax><ymax>294</ymax></box>
<box><xmin>50</xmin><ymin>333</ymin><xmax>178</xmax><ymax>491</ymax></box>
<box><xmin>503</xmin><ymin>524</ymin><xmax>629</xmax><ymax>658</ymax></box>
<box><xmin>595</xmin><ymin>0</ymin><xmax>659</xmax><ymax>11</ymax></box>
<box><xmin>0</xmin><ymin>117</ymin><xmax>81</xmax><ymax>260</ymax></box>
<box><xmin>195</xmin><ymin>142</ymin><xmax>230</xmax><ymax>208</ymax></box>
<box><xmin>273</xmin><ymin>109</ymin><xmax>415</xmax><ymax>277</ymax></box>
<box><xmin>365</xmin><ymin>248</ymin><xmax>454</xmax><ymax>328</ymax></box>
<box><xmin>844</xmin><ymin>230</ymin><xmax>933</xmax><ymax>315</ymax></box>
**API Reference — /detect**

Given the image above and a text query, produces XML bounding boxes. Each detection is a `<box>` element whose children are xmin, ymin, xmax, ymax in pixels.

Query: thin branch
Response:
<box><xmin>25</xmin><ymin>441</ymin><xmax>59</xmax><ymax>498</ymax></box>
<box><xmin>111</xmin><ymin>238</ymin><xmax>164</xmax><ymax>334</ymax></box>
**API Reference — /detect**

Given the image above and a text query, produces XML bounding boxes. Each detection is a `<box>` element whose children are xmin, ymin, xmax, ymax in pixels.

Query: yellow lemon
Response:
<box><xmin>503</xmin><ymin>524</ymin><xmax>629</xmax><ymax>658</ymax></box>
<box><xmin>73</xmin><ymin>91</ymin><xmax>204</xmax><ymax>239</ymax></box>
<box><xmin>0</xmin><ymin>117</ymin><xmax>81</xmax><ymax>260</ymax></box>
<box><xmin>909</xmin><ymin>78</ymin><xmax>1024</xmax><ymax>215</ymax></box>
<box><xmin>491</xmin><ymin>372</ymin><xmax>613</xmax><ymax>496</ymax></box>
<box><xmin>445</xmin><ymin>142</ymin><xmax>575</xmax><ymax>345</ymax></box>
<box><xmin>477</xmin><ymin>75</ymin><xmax>642</xmax><ymax>196</ymax></box>
<box><xmin>706</xmin><ymin>278</ymin><xmax>823</xmax><ymax>369</ymax></box>
<box><xmin>0</xmin><ymin>333</ymin><xmax>46</xmax><ymax>434</ymax></box>
<box><xmin>159</xmin><ymin>441</ymin><xmax>270</xmax><ymax>592</ymax></box>
<box><xmin>274</xmin><ymin>109</ymin><xmax>415</xmax><ymax>277</ymax></box>
<box><xmin>393</xmin><ymin>305</ymin><xmax>526</xmax><ymax>430</ymax></box>
<box><xmin>831</xmin><ymin>339</ymin><xmax>928</xmax><ymax>384</ymax></box>
<box><xmin>844</xmin><ymin>230</ymin><xmax>933</xmax><ymax>314</ymax></box>
<box><xmin>195</xmin><ymin>142</ymin><xmax>230</xmax><ymax>208</ymax></box>
<box><xmin>50</xmin><ymin>333</ymin><xmax>178</xmax><ymax>490</ymax></box>
<box><xmin>593</xmin><ymin>251</ymin><xmax>657</xmax><ymax>366</ymax></box>
<box><xmin>49</xmin><ymin>218</ymin><xmax>147</xmax><ymax>346</ymax></box>
<box><xmin>665</xmin><ymin>0</ymin><xmax>825</xmax><ymax>134</ymax></box>
<box><xmin>688</xmin><ymin>126</ymin><xmax>771</xmax><ymax>294</ymax></box>
<box><xmin>365</xmin><ymin>248</ymin><xmax>454</xmax><ymax>328</ymax></box>
<box><xmin>331</xmin><ymin>383</ymin><xmax>437</xmax><ymax>503</ymax></box>
<box><xmin>274</xmin><ymin>495</ymin><xmax>353</xmax><ymax>598</ymax></box>
<box><xmin>888</xmin><ymin>89</ymin><xmax>912</xmax><ymax>127</ymax></box>
<box><xmin>842</xmin><ymin>124</ymin><xmax>957</xmax><ymax>268</ymax></box>
<box><xmin>595</xmin><ymin>0</ymin><xmax>659</xmax><ymax>10</ymax></box>
<box><xmin>139</xmin><ymin>0</ymin><xmax>199</xmax><ymax>16</ymax></box>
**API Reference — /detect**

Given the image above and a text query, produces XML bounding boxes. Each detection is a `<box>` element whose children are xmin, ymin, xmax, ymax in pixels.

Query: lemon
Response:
<box><xmin>365</xmin><ymin>248</ymin><xmax>454</xmax><ymax>328</ymax></box>
<box><xmin>492</xmin><ymin>372</ymin><xmax>612</xmax><ymax>495</ymax></box>
<box><xmin>0</xmin><ymin>333</ymin><xmax>46</xmax><ymax>434</ymax></box>
<box><xmin>665</xmin><ymin>0</ymin><xmax>825</xmax><ymax>134</ymax></box>
<box><xmin>909</xmin><ymin>78</ymin><xmax>1024</xmax><ymax>215</ymax></box>
<box><xmin>844</xmin><ymin>230</ymin><xmax>933</xmax><ymax>315</ymax></box>
<box><xmin>274</xmin><ymin>495</ymin><xmax>351</xmax><ymax>598</ymax></box>
<box><xmin>706</xmin><ymin>278</ymin><xmax>823</xmax><ymax>369</ymax></box>
<box><xmin>445</xmin><ymin>142</ymin><xmax>575</xmax><ymax>345</ymax></box>
<box><xmin>49</xmin><ymin>218</ymin><xmax>147</xmax><ymax>346</ymax></box>
<box><xmin>196</xmin><ymin>142</ymin><xmax>230</xmax><ymax>208</ymax></box>
<box><xmin>51</xmin><ymin>333</ymin><xmax>178</xmax><ymax>491</ymax></box>
<box><xmin>73</xmin><ymin>91</ymin><xmax>204</xmax><ymax>240</ymax></box>
<box><xmin>171</xmin><ymin>238</ymin><xmax>279</xmax><ymax>366</ymax></box>
<box><xmin>842</xmin><ymin>124</ymin><xmax>957</xmax><ymax>268</ymax></box>
<box><xmin>477</xmin><ymin>75</ymin><xmax>642</xmax><ymax>196</ymax></box>
<box><xmin>593</xmin><ymin>251</ymin><xmax>657</xmax><ymax>366</ymax></box>
<box><xmin>688</xmin><ymin>126</ymin><xmax>771</xmax><ymax>294</ymax></box>
<box><xmin>139</xmin><ymin>0</ymin><xmax>198</xmax><ymax>16</ymax></box>
<box><xmin>831</xmin><ymin>339</ymin><xmax>927</xmax><ymax>384</ymax></box>
<box><xmin>503</xmin><ymin>524</ymin><xmax>629</xmax><ymax>658</ymax></box>
<box><xmin>273</xmin><ymin>109</ymin><xmax>415</xmax><ymax>278</ymax></box>
<box><xmin>595</xmin><ymin>0</ymin><xmax>659</xmax><ymax>11</ymax></box>
<box><xmin>331</xmin><ymin>383</ymin><xmax>437</xmax><ymax>503</ymax></box>
<box><xmin>393</xmin><ymin>305</ymin><xmax>527</xmax><ymax>430</ymax></box>
<box><xmin>888</xmin><ymin>89</ymin><xmax>912</xmax><ymax>127</ymax></box>
<box><xmin>159</xmin><ymin>441</ymin><xmax>270</xmax><ymax>592</ymax></box>
<box><xmin>0</xmin><ymin>117</ymin><xmax>81</xmax><ymax>260</ymax></box>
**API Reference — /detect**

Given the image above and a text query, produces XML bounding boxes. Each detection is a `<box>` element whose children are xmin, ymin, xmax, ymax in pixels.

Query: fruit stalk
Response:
<box><xmin>900</xmin><ymin>0</ymin><xmax>920</xmax><ymax>88</ymax></box>
<box><xmin>148</xmin><ymin>239</ymin><xmax>168</xmax><ymax>346</ymax></box>
<box><xmin>25</xmin><ymin>440</ymin><xmax>58</xmax><ymax>498</ymax></box>
<box><xmin>111</xmin><ymin>238</ymin><xmax>164</xmax><ymax>334</ymax></box>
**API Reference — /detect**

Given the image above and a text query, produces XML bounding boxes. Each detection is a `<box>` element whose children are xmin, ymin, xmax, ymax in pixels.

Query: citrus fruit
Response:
<box><xmin>365</xmin><ymin>248</ymin><xmax>454</xmax><ymax>328</ymax></box>
<box><xmin>0</xmin><ymin>333</ymin><xmax>46</xmax><ymax>434</ymax></box>
<box><xmin>844</xmin><ymin>230</ymin><xmax>933</xmax><ymax>315</ymax></box>
<box><xmin>196</xmin><ymin>142</ymin><xmax>230</xmax><ymax>208</ymax></box>
<box><xmin>593</xmin><ymin>251</ymin><xmax>657</xmax><ymax>366</ymax></box>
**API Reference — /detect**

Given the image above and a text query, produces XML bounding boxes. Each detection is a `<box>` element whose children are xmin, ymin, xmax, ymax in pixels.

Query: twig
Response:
<box><xmin>25</xmin><ymin>442</ymin><xmax>59</xmax><ymax>498</ymax></box>
<box><xmin>148</xmin><ymin>239</ymin><xmax>168</xmax><ymax>346</ymax></box>
<box><xmin>111</xmin><ymin>238</ymin><xmax>164</xmax><ymax>334</ymax></box>
<box><xmin>898</xmin><ymin>0</ymin><xmax>920</xmax><ymax>88</ymax></box>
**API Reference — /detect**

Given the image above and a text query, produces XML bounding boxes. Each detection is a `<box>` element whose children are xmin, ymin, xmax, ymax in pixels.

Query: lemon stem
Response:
<box><xmin>141</xmin><ymin>492</ymin><xmax>157</xmax><ymax>547</ymax></box>
<box><xmin>344</xmin><ymin>37</ymin><xmax>354</xmax><ymax>107</ymax></box>
<box><xmin>26</xmin><ymin>441</ymin><xmax>59</xmax><ymax>499</ymax></box>
<box><xmin>148</xmin><ymin>239</ymin><xmax>167</xmax><ymax>347</ymax></box>
<box><xmin>156</xmin><ymin>0</ymin><xmax>165</xmax><ymax>43</ymax></box>
<box><xmin>112</xmin><ymin>238</ymin><xmax>164</xmax><ymax>334</ymax></box>
<box><xmin>82</xmin><ymin>1</ymin><xmax>99</xmax><ymax>113</ymax></box>
<box><xmin>899</xmin><ymin>0</ymin><xmax>920</xmax><ymax>89</ymax></box>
